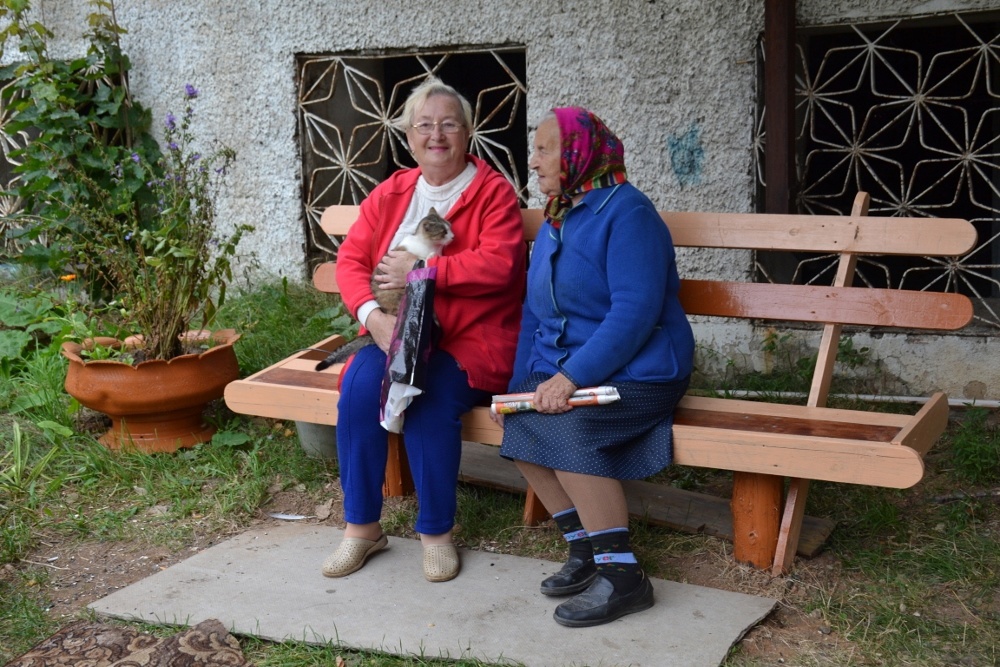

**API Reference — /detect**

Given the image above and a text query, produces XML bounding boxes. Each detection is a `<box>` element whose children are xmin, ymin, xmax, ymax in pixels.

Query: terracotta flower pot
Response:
<box><xmin>61</xmin><ymin>329</ymin><xmax>241</xmax><ymax>453</ymax></box>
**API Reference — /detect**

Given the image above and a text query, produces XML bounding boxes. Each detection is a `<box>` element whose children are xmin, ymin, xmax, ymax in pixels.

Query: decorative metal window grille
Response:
<box><xmin>754</xmin><ymin>12</ymin><xmax>1000</xmax><ymax>331</ymax></box>
<box><xmin>296</xmin><ymin>48</ymin><xmax>527</xmax><ymax>273</ymax></box>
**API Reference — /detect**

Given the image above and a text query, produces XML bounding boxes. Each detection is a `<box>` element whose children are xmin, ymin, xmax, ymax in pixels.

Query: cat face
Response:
<box><xmin>418</xmin><ymin>208</ymin><xmax>455</xmax><ymax>246</ymax></box>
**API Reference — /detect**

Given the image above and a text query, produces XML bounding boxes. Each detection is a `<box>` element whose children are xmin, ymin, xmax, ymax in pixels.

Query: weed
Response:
<box><xmin>948</xmin><ymin>406</ymin><xmax>1000</xmax><ymax>484</ymax></box>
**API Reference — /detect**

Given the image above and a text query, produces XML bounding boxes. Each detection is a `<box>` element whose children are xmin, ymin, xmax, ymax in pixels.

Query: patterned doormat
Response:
<box><xmin>4</xmin><ymin>618</ymin><xmax>249</xmax><ymax>667</ymax></box>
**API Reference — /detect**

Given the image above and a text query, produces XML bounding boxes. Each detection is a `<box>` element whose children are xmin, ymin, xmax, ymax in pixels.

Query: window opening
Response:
<box><xmin>754</xmin><ymin>12</ymin><xmax>1000</xmax><ymax>331</ymax></box>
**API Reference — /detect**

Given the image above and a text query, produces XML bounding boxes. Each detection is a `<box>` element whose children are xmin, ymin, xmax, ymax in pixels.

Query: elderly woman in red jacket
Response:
<box><xmin>323</xmin><ymin>77</ymin><xmax>525</xmax><ymax>583</ymax></box>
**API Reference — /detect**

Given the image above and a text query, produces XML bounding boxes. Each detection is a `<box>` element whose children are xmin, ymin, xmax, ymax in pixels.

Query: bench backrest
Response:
<box><xmin>314</xmin><ymin>201</ymin><xmax>975</xmax><ymax>332</ymax></box>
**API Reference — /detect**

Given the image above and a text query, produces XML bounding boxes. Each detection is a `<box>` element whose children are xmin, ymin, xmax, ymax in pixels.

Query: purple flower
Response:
<box><xmin>185</xmin><ymin>84</ymin><xmax>199</xmax><ymax>99</ymax></box>
<box><xmin>125</xmin><ymin>231</ymin><xmax>133</xmax><ymax>241</ymax></box>
<box><xmin>165</xmin><ymin>113</ymin><xmax>176</xmax><ymax>130</ymax></box>
<box><xmin>188</xmin><ymin>153</ymin><xmax>201</xmax><ymax>164</ymax></box>
<box><xmin>169</xmin><ymin>141</ymin><xmax>179</xmax><ymax>151</ymax></box>
<box><xmin>131</xmin><ymin>153</ymin><xmax>140</xmax><ymax>163</ymax></box>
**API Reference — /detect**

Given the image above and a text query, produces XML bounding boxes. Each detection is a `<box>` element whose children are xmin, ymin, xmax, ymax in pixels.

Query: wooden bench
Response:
<box><xmin>224</xmin><ymin>192</ymin><xmax>975</xmax><ymax>574</ymax></box>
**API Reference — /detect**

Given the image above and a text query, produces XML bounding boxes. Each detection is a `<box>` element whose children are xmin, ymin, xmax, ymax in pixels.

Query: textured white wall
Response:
<box><xmin>33</xmin><ymin>0</ymin><xmax>1000</xmax><ymax>400</ymax></box>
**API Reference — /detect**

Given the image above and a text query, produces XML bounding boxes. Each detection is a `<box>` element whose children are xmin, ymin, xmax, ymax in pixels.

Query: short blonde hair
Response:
<box><xmin>393</xmin><ymin>76</ymin><xmax>474</xmax><ymax>132</ymax></box>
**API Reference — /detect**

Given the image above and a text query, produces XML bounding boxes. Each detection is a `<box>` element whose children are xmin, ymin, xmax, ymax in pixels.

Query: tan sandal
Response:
<box><xmin>321</xmin><ymin>534</ymin><xmax>388</xmax><ymax>578</ymax></box>
<box><xmin>423</xmin><ymin>543</ymin><xmax>460</xmax><ymax>582</ymax></box>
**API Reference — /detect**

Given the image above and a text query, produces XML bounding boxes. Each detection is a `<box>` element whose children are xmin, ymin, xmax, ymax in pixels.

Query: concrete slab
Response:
<box><xmin>89</xmin><ymin>522</ymin><xmax>775</xmax><ymax>667</ymax></box>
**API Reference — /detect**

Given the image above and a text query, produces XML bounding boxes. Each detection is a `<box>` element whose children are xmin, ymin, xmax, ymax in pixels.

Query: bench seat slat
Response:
<box><xmin>674</xmin><ymin>407</ymin><xmax>901</xmax><ymax>442</ymax></box>
<box><xmin>456</xmin><ymin>402</ymin><xmax>932</xmax><ymax>488</ymax></box>
<box><xmin>228</xmin><ymin>370</ymin><xmax>944</xmax><ymax>489</ymax></box>
<box><xmin>677</xmin><ymin>394</ymin><xmax>911</xmax><ymax>427</ymax></box>
<box><xmin>670</xmin><ymin>425</ymin><xmax>925</xmax><ymax>488</ymax></box>
<box><xmin>247</xmin><ymin>367</ymin><xmax>341</xmax><ymax>391</ymax></box>
<box><xmin>680</xmin><ymin>280</ymin><xmax>973</xmax><ymax>330</ymax></box>
<box><xmin>225</xmin><ymin>378</ymin><xmax>340</xmax><ymax>424</ymax></box>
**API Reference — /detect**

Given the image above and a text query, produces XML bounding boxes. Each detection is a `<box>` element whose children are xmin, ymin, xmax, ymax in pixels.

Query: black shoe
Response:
<box><xmin>553</xmin><ymin>572</ymin><xmax>654</xmax><ymax>628</ymax></box>
<box><xmin>540</xmin><ymin>556</ymin><xmax>598</xmax><ymax>596</ymax></box>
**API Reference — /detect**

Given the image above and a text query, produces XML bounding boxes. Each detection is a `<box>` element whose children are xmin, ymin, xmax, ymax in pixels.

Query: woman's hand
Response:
<box><xmin>373</xmin><ymin>250</ymin><xmax>419</xmax><ymax>290</ymax></box>
<box><xmin>365</xmin><ymin>309</ymin><xmax>397</xmax><ymax>352</ymax></box>
<box><xmin>533</xmin><ymin>373</ymin><xmax>577</xmax><ymax>414</ymax></box>
<box><xmin>488</xmin><ymin>410</ymin><xmax>504</xmax><ymax>428</ymax></box>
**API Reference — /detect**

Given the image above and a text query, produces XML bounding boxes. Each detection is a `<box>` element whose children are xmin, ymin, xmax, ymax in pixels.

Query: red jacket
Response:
<box><xmin>336</xmin><ymin>155</ymin><xmax>526</xmax><ymax>393</ymax></box>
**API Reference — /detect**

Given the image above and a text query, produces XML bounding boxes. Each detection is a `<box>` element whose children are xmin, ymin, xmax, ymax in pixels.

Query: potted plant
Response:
<box><xmin>55</xmin><ymin>83</ymin><xmax>254</xmax><ymax>452</ymax></box>
<box><xmin>1</xmin><ymin>2</ymin><xmax>254</xmax><ymax>452</ymax></box>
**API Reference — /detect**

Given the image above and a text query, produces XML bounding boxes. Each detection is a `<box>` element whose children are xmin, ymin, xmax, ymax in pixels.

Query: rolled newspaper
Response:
<box><xmin>490</xmin><ymin>386</ymin><xmax>621</xmax><ymax>415</ymax></box>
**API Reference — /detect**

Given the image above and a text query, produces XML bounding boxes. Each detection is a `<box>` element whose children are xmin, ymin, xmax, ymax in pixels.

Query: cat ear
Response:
<box><xmin>429</xmin><ymin>206</ymin><xmax>438</xmax><ymax>215</ymax></box>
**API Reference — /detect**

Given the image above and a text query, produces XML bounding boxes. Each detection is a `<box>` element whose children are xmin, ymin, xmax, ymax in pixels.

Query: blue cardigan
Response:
<box><xmin>509</xmin><ymin>183</ymin><xmax>695</xmax><ymax>390</ymax></box>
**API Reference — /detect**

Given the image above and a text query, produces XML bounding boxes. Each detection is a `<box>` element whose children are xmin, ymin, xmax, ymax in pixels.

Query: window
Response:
<box><xmin>754</xmin><ymin>12</ymin><xmax>1000</xmax><ymax>331</ymax></box>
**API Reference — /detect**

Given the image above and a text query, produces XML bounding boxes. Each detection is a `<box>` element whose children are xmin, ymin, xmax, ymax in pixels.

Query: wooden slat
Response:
<box><xmin>317</xmin><ymin>265</ymin><xmax>976</xmax><ymax>329</ymax></box>
<box><xmin>460</xmin><ymin>408</ymin><xmax>505</xmax><ymax>446</ymax></box>
<box><xmin>893</xmin><ymin>392</ymin><xmax>950</xmax><ymax>456</ymax></box>
<box><xmin>461</xmin><ymin>396</ymin><xmax>915</xmax><ymax>446</ymax></box>
<box><xmin>314</xmin><ymin>262</ymin><xmax>339</xmax><ymax>293</ymax></box>
<box><xmin>671</xmin><ymin>425</ymin><xmax>925</xmax><ymax>488</ymax></box>
<box><xmin>773</xmin><ymin>193</ymin><xmax>868</xmax><ymax>575</ymax></box>
<box><xmin>679</xmin><ymin>280</ymin><xmax>974</xmax><ymax>330</ymax></box>
<box><xmin>664</xmin><ymin>213</ymin><xmax>975</xmax><ymax>256</ymax></box>
<box><xmin>224</xmin><ymin>379</ymin><xmax>340</xmax><ymax>425</ymax></box>
<box><xmin>677</xmin><ymin>395</ymin><xmax>911</xmax><ymax>428</ymax></box>
<box><xmin>319</xmin><ymin>206</ymin><xmax>359</xmax><ymax>236</ymax></box>
<box><xmin>322</xmin><ymin>206</ymin><xmax>976</xmax><ymax>257</ymax></box>
<box><xmin>246</xmin><ymin>367</ymin><xmax>342</xmax><ymax>391</ymax></box>
<box><xmin>673</xmin><ymin>407</ymin><xmax>901</xmax><ymax>443</ymax></box>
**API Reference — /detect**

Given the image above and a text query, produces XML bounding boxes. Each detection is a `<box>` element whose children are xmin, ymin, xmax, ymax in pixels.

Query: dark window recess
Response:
<box><xmin>754</xmin><ymin>12</ymin><xmax>1000</xmax><ymax>330</ymax></box>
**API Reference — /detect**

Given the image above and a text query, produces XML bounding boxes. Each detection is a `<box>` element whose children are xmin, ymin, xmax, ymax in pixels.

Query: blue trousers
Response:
<box><xmin>336</xmin><ymin>345</ymin><xmax>488</xmax><ymax>535</ymax></box>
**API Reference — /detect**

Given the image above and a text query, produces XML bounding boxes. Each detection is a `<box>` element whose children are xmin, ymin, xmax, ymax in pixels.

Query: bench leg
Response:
<box><xmin>382</xmin><ymin>433</ymin><xmax>415</xmax><ymax>497</ymax></box>
<box><xmin>522</xmin><ymin>485</ymin><xmax>550</xmax><ymax>526</ymax></box>
<box><xmin>730</xmin><ymin>471</ymin><xmax>783</xmax><ymax>569</ymax></box>
<box><xmin>772</xmin><ymin>478</ymin><xmax>809</xmax><ymax>575</ymax></box>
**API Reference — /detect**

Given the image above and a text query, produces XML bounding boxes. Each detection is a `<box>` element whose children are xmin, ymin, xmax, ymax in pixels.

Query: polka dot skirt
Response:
<box><xmin>499</xmin><ymin>373</ymin><xmax>690</xmax><ymax>480</ymax></box>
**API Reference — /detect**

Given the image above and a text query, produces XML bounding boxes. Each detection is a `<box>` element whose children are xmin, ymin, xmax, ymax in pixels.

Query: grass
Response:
<box><xmin>2</xmin><ymin>272</ymin><xmax>999</xmax><ymax>666</ymax></box>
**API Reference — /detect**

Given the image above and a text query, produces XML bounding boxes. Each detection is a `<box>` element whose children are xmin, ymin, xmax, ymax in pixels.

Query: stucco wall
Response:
<box><xmin>32</xmin><ymin>0</ymin><xmax>1000</xmax><ymax>400</ymax></box>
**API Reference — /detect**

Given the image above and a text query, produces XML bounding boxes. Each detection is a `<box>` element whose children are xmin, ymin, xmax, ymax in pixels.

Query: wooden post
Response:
<box><xmin>522</xmin><ymin>486</ymin><xmax>550</xmax><ymax>526</ymax></box>
<box><xmin>382</xmin><ymin>433</ymin><xmax>414</xmax><ymax>497</ymax></box>
<box><xmin>731</xmin><ymin>472</ymin><xmax>784</xmax><ymax>568</ymax></box>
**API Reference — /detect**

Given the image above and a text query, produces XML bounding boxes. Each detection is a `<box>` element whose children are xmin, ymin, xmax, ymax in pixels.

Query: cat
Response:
<box><xmin>315</xmin><ymin>207</ymin><xmax>453</xmax><ymax>371</ymax></box>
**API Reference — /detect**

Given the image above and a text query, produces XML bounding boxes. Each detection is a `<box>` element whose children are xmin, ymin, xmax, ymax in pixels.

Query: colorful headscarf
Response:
<box><xmin>543</xmin><ymin>107</ymin><xmax>628</xmax><ymax>225</ymax></box>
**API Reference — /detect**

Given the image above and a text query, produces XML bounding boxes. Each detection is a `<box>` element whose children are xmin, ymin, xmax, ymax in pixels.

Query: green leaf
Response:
<box><xmin>36</xmin><ymin>421</ymin><xmax>74</xmax><ymax>438</ymax></box>
<box><xmin>0</xmin><ymin>330</ymin><xmax>32</xmax><ymax>360</ymax></box>
<box><xmin>212</xmin><ymin>431</ymin><xmax>252</xmax><ymax>448</ymax></box>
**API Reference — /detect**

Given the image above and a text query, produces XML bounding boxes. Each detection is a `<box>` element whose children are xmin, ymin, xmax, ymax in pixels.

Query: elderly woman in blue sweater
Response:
<box><xmin>498</xmin><ymin>107</ymin><xmax>694</xmax><ymax>628</ymax></box>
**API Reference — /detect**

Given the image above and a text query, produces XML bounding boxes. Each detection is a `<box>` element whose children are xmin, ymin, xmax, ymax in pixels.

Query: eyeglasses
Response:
<box><xmin>410</xmin><ymin>120</ymin><xmax>465</xmax><ymax>135</ymax></box>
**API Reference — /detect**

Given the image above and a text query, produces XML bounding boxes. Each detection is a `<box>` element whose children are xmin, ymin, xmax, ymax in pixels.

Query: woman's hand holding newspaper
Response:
<box><xmin>491</xmin><ymin>386</ymin><xmax>621</xmax><ymax>415</ymax></box>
